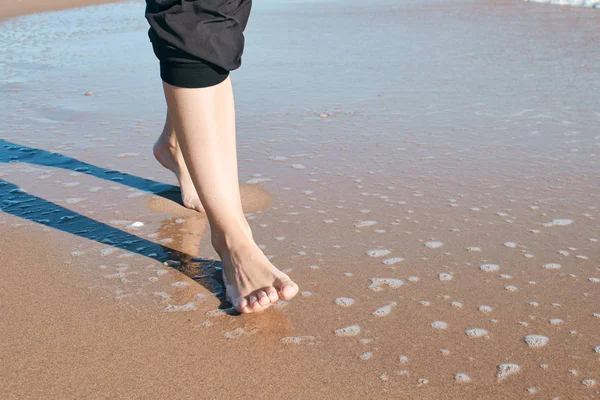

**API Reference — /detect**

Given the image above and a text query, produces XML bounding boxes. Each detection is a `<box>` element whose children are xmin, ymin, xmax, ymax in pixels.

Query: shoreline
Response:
<box><xmin>0</xmin><ymin>0</ymin><xmax>124</xmax><ymax>22</ymax></box>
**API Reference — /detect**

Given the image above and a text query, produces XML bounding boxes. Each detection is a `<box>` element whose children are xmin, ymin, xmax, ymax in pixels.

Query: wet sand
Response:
<box><xmin>1</xmin><ymin>0</ymin><xmax>599</xmax><ymax>399</ymax></box>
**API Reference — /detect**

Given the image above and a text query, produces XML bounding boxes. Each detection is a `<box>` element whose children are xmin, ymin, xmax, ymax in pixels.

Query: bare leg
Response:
<box><xmin>153</xmin><ymin>112</ymin><xmax>204</xmax><ymax>212</ymax></box>
<box><xmin>162</xmin><ymin>77</ymin><xmax>299</xmax><ymax>313</ymax></box>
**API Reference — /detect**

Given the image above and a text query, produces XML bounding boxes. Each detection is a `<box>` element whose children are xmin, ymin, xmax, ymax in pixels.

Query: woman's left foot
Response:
<box><xmin>153</xmin><ymin>131</ymin><xmax>205</xmax><ymax>212</ymax></box>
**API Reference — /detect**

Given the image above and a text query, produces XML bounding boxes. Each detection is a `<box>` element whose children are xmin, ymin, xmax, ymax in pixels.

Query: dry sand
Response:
<box><xmin>1</xmin><ymin>0</ymin><xmax>599</xmax><ymax>399</ymax></box>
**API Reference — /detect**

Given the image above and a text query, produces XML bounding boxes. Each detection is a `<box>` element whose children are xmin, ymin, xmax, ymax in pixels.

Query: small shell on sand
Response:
<box><xmin>334</xmin><ymin>325</ymin><xmax>361</xmax><ymax>337</ymax></box>
<box><xmin>524</xmin><ymin>334</ymin><xmax>549</xmax><ymax>348</ymax></box>
<box><xmin>496</xmin><ymin>363</ymin><xmax>520</xmax><ymax>380</ymax></box>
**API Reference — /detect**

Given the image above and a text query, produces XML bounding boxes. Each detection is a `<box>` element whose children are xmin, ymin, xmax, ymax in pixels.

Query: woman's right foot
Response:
<box><xmin>153</xmin><ymin>133</ymin><xmax>204</xmax><ymax>212</ymax></box>
<box><xmin>215</xmin><ymin>234</ymin><xmax>299</xmax><ymax>314</ymax></box>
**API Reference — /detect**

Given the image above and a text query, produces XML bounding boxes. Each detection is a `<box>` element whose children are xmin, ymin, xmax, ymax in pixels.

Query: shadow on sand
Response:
<box><xmin>0</xmin><ymin>139</ymin><xmax>231</xmax><ymax>309</ymax></box>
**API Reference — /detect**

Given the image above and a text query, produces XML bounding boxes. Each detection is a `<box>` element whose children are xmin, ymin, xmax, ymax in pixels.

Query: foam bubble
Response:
<box><xmin>334</xmin><ymin>325</ymin><xmax>361</xmax><ymax>337</ymax></box>
<box><xmin>524</xmin><ymin>334</ymin><xmax>549</xmax><ymax>348</ymax></box>
<box><xmin>163</xmin><ymin>302</ymin><xmax>197</xmax><ymax>312</ymax></box>
<box><xmin>542</xmin><ymin>219</ymin><xmax>573</xmax><ymax>227</ymax></box>
<box><xmin>465</xmin><ymin>328</ymin><xmax>488</xmax><ymax>338</ymax></box>
<box><xmin>543</xmin><ymin>263</ymin><xmax>561</xmax><ymax>270</ymax></box>
<box><xmin>246</xmin><ymin>177</ymin><xmax>272</xmax><ymax>184</ymax></box>
<box><xmin>372</xmin><ymin>302</ymin><xmax>397</xmax><ymax>317</ymax></box>
<box><xmin>382</xmin><ymin>257</ymin><xmax>404</xmax><ymax>265</ymax></box>
<box><xmin>478</xmin><ymin>305</ymin><xmax>493</xmax><ymax>313</ymax></box>
<box><xmin>224</xmin><ymin>327</ymin><xmax>256</xmax><ymax>339</ymax></box>
<box><xmin>417</xmin><ymin>378</ymin><xmax>429</xmax><ymax>385</ymax></box>
<box><xmin>368</xmin><ymin>278</ymin><xmax>404</xmax><ymax>291</ymax></box>
<box><xmin>504</xmin><ymin>242</ymin><xmax>517</xmax><ymax>248</ymax></box>
<box><xmin>129</xmin><ymin>221</ymin><xmax>144</xmax><ymax>228</ymax></box>
<box><xmin>549</xmin><ymin>319</ymin><xmax>563</xmax><ymax>325</ymax></box>
<box><xmin>504</xmin><ymin>285</ymin><xmax>518</xmax><ymax>292</ymax></box>
<box><xmin>480</xmin><ymin>264</ymin><xmax>500</xmax><ymax>272</ymax></box>
<box><xmin>438</xmin><ymin>273</ymin><xmax>453</xmax><ymax>281</ymax></box>
<box><xmin>206</xmin><ymin>308</ymin><xmax>231</xmax><ymax>317</ymax></box>
<box><xmin>65</xmin><ymin>198</ymin><xmax>84</xmax><ymax>204</ymax></box>
<box><xmin>366</xmin><ymin>249</ymin><xmax>392</xmax><ymax>258</ymax></box>
<box><xmin>466</xmin><ymin>246</ymin><xmax>482</xmax><ymax>252</ymax></box>
<box><xmin>424</xmin><ymin>241</ymin><xmax>443</xmax><ymax>248</ymax></box>
<box><xmin>291</xmin><ymin>164</ymin><xmax>306</xmax><ymax>169</ymax></box>
<box><xmin>454</xmin><ymin>373</ymin><xmax>471</xmax><ymax>383</ymax></box>
<box><xmin>431</xmin><ymin>321</ymin><xmax>448</xmax><ymax>330</ymax></box>
<box><xmin>354</xmin><ymin>220</ymin><xmax>377</xmax><ymax>228</ymax></box>
<box><xmin>334</xmin><ymin>297</ymin><xmax>355</xmax><ymax>307</ymax></box>
<box><xmin>558</xmin><ymin>249</ymin><xmax>570</xmax><ymax>256</ymax></box>
<box><xmin>360</xmin><ymin>352</ymin><xmax>373</xmax><ymax>360</ymax></box>
<box><xmin>268</xmin><ymin>156</ymin><xmax>288</xmax><ymax>162</ymax></box>
<box><xmin>581</xmin><ymin>379</ymin><xmax>596</xmax><ymax>388</ymax></box>
<box><xmin>496</xmin><ymin>363</ymin><xmax>520</xmax><ymax>380</ymax></box>
<box><xmin>280</xmin><ymin>336</ymin><xmax>316</xmax><ymax>345</ymax></box>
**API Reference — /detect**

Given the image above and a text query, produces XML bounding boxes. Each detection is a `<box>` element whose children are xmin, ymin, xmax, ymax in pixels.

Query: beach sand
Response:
<box><xmin>1</xmin><ymin>0</ymin><xmax>599</xmax><ymax>398</ymax></box>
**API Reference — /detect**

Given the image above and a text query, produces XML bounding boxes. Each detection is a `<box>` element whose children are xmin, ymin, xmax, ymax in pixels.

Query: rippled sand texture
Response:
<box><xmin>1</xmin><ymin>0</ymin><xmax>599</xmax><ymax>399</ymax></box>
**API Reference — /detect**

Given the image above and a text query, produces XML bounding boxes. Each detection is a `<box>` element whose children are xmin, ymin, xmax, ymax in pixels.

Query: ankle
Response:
<box><xmin>211</xmin><ymin>220</ymin><xmax>254</xmax><ymax>255</ymax></box>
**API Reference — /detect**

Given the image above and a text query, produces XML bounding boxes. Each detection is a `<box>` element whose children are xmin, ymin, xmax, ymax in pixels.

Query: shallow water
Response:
<box><xmin>1</xmin><ymin>0</ymin><xmax>599</xmax><ymax>398</ymax></box>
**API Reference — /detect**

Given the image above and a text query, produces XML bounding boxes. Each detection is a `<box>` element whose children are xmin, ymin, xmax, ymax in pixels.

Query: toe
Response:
<box><xmin>235</xmin><ymin>297</ymin><xmax>253</xmax><ymax>314</ymax></box>
<box><xmin>248</xmin><ymin>294</ymin><xmax>258</xmax><ymax>308</ymax></box>
<box><xmin>277</xmin><ymin>279</ymin><xmax>299</xmax><ymax>301</ymax></box>
<box><xmin>257</xmin><ymin>290</ymin><xmax>270</xmax><ymax>306</ymax></box>
<box><xmin>266</xmin><ymin>286</ymin><xmax>279</xmax><ymax>303</ymax></box>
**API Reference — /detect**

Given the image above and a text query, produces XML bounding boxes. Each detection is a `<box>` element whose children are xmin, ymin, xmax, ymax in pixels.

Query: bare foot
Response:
<box><xmin>217</xmin><ymin>239</ymin><xmax>299</xmax><ymax>314</ymax></box>
<box><xmin>153</xmin><ymin>130</ymin><xmax>204</xmax><ymax>212</ymax></box>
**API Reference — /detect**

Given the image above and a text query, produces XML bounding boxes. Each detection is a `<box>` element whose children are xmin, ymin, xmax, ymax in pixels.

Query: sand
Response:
<box><xmin>1</xmin><ymin>0</ymin><xmax>599</xmax><ymax>398</ymax></box>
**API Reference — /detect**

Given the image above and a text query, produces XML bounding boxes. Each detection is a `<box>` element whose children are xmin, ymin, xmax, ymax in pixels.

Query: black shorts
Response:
<box><xmin>145</xmin><ymin>0</ymin><xmax>252</xmax><ymax>88</ymax></box>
